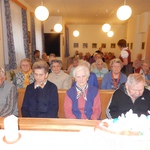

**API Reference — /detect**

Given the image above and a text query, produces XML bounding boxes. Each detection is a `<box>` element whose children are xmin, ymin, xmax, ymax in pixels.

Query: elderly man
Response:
<box><xmin>106</xmin><ymin>73</ymin><xmax>150</xmax><ymax>119</ymax></box>
<box><xmin>0</xmin><ymin>67</ymin><xmax>18</xmax><ymax>116</ymax></box>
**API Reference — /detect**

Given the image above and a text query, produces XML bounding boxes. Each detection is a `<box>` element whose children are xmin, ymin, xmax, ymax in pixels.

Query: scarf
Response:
<box><xmin>76</xmin><ymin>84</ymin><xmax>88</xmax><ymax>101</ymax></box>
<box><xmin>111</xmin><ymin>73</ymin><xmax>120</xmax><ymax>89</ymax></box>
<box><xmin>23</xmin><ymin>70</ymin><xmax>32</xmax><ymax>88</ymax></box>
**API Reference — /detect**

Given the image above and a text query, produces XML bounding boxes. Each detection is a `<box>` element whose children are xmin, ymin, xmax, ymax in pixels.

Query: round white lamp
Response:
<box><xmin>54</xmin><ymin>24</ymin><xmax>62</xmax><ymax>32</ymax></box>
<box><xmin>73</xmin><ymin>30</ymin><xmax>79</xmax><ymax>37</ymax></box>
<box><xmin>102</xmin><ymin>23</ymin><xmax>111</xmax><ymax>32</ymax></box>
<box><xmin>107</xmin><ymin>31</ymin><xmax>114</xmax><ymax>37</ymax></box>
<box><xmin>35</xmin><ymin>6</ymin><xmax>49</xmax><ymax>21</ymax></box>
<box><xmin>117</xmin><ymin>5</ymin><xmax>132</xmax><ymax>21</ymax></box>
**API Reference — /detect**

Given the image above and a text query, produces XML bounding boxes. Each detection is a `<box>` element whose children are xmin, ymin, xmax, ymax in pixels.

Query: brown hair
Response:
<box><xmin>117</xmin><ymin>39</ymin><xmax>127</xmax><ymax>47</ymax></box>
<box><xmin>32</xmin><ymin>60</ymin><xmax>49</xmax><ymax>73</ymax></box>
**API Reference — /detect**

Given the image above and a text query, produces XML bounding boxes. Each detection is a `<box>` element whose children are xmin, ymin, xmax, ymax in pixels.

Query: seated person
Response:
<box><xmin>21</xmin><ymin>60</ymin><xmax>58</xmax><ymax>118</ymax></box>
<box><xmin>64</xmin><ymin>65</ymin><xmax>101</xmax><ymax>120</ymax></box>
<box><xmin>13</xmin><ymin>58</ymin><xmax>34</xmax><ymax>88</ymax></box>
<box><xmin>0</xmin><ymin>67</ymin><xmax>18</xmax><ymax>116</ymax></box>
<box><xmin>92</xmin><ymin>59</ymin><xmax>108</xmax><ymax>78</ymax></box>
<box><xmin>66</xmin><ymin>57</ymin><xmax>79</xmax><ymax>77</ymax></box>
<box><xmin>132</xmin><ymin>53</ymin><xmax>143</xmax><ymax>73</ymax></box>
<box><xmin>48</xmin><ymin>54</ymin><xmax>57</xmax><ymax>73</ymax></box>
<box><xmin>90</xmin><ymin>53</ymin><xmax>108</xmax><ymax>71</ymax></box>
<box><xmin>101</xmin><ymin>58</ymin><xmax>127</xmax><ymax>90</ymax></box>
<box><xmin>139</xmin><ymin>60</ymin><xmax>150</xmax><ymax>86</ymax></box>
<box><xmin>106</xmin><ymin>73</ymin><xmax>150</xmax><ymax>119</ymax></box>
<box><xmin>48</xmin><ymin>59</ymin><xmax>72</xmax><ymax>90</ymax></box>
<box><xmin>72</xmin><ymin>60</ymin><xmax>99</xmax><ymax>88</ymax></box>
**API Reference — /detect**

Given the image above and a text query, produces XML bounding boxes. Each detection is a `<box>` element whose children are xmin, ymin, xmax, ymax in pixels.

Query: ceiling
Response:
<box><xmin>24</xmin><ymin>0</ymin><xmax>150</xmax><ymax>25</ymax></box>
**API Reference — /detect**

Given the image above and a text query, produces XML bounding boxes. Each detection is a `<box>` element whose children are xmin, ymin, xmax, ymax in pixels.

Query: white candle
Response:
<box><xmin>4</xmin><ymin>115</ymin><xmax>19</xmax><ymax>142</ymax></box>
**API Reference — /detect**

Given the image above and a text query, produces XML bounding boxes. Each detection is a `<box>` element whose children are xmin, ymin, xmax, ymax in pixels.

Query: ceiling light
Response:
<box><xmin>73</xmin><ymin>30</ymin><xmax>79</xmax><ymax>37</ymax></box>
<box><xmin>117</xmin><ymin>1</ymin><xmax>132</xmax><ymax>21</ymax></box>
<box><xmin>107</xmin><ymin>31</ymin><xmax>114</xmax><ymax>37</ymax></box>
<box><xmin>102</xmin><ymin>23</ymin><xmax>111</xmax><ymax>32</ymax></box>
<box><xmin>54</xmin><ymin>24</ymin><xmax>62</xmax><ymax>32</ymax></box>
<box><xmin>35</xmin><ymin>1</ymin><xmax>49</xmax><ymax>21</ymax></box>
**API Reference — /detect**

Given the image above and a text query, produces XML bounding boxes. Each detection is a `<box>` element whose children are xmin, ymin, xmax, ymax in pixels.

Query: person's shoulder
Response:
<box><xmin>47</xmin><ymin>80</ymin><xmax>57</xmax><ymax>88</ymax></box>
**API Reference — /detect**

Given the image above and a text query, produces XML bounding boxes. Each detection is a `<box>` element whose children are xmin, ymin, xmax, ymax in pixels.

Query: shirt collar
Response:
<box><xmin>34</xmin><ymin>81</ymin><xmax>47</xmax><ymax>89</ymax></box>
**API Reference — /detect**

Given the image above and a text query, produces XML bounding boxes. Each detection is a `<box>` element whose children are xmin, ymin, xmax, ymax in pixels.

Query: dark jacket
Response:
<box><xmin>106</xmin><ymin>83</ymin><xmax>150</xmax><ymax>118</ymax></box>
<box><xmin>21</xmin><ymin>81</ymin><xmax>58</xmax><ymax>118</ymax></box>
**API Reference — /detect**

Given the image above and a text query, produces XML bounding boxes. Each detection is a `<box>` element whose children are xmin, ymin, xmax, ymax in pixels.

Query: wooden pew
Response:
<box><xmin>18</xmin><ymin>89</ymin><xmax>114</xmax><ymax>120</ymax></box>
<box><xmin>0</xmin><ymin>118</ymin><xmax>97</xmax><ymax>131</ymax></box>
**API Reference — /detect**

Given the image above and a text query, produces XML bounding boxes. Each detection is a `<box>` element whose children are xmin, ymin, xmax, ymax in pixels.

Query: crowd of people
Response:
<box><xmin>1</xmin><ymin>39</ymin><xmax>150</xmax><ymax>120</ymax></box>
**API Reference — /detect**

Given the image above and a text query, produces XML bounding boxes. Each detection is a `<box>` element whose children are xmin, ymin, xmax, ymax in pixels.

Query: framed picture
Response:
<box><xmin>92</xmin><ymin>43</ymin><xmax>97</xmax><ymax>48</ymax></box>
<box><xmin>141</xmin><ymin>42</ymin><xmax>145</xmax><ymax>49</ymax></box>
<box><xmin>130</xmin><ymin>43</ymin><xmax>133</xmax><ymax>49</ymax></box>
<box><xmin>101</xmin><ymin>43</ymin><xmax>106</xmax><ymax>48</ymax></box>
<box><xmin>83</xmin><ymin>43</ymin><xmax>88</xmax><ymax>48</ymax></box>
<box><xmin>127</xmin><ymin>43</ymin><xmax>129</xmax><ymax>47</ymax></box>
<box><xmin>111</xmin><ymin>43</ymin><xmax>116</xmax><ymax>48</ymax></box>
<box><xmin>73</xmin><ymin>43</ymin><xmax>79</xmax><ymax>48</ymax></box>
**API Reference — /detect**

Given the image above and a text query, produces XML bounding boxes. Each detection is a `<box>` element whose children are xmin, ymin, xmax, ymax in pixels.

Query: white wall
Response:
<box><xmin>67</xmin><ymin>24</ymin><xmax>127</xmax><ymax>58</ymax></box>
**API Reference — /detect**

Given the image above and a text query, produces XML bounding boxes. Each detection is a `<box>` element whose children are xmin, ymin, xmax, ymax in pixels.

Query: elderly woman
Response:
<box><xmin>64</xmin><ymin>65</ymin><xmax>101</xmax><ymax>120</ymax></box>
<box><xmin>72</xmin><ymin>60</ymin><xmax>99</xmax><ymax>88</ymax></box>
<box><xmin>101</xmin><ymin>58</ymin><xmax>127</xmax><ymax>90</ymax></box>
<box><xmin>0</xmin><ymin>67</ymin><xmax>18</xmax><ymax>116</ymax></box>
<box><xmin>92</xmin><ymin>59</ymin><xmax>108</xmax><ymax>78</ymax></box>
<box><xmin>48</xmin><ymin>59</ymin><xmax>72</xmax><ymax>90</ymax></box>
<box><xmin>21</xmin><ymin>60</ymin><xmax>58</xmax><ymax>118</ymax></box>
<box><xmin>13</xmin><ymin>58</ymin><xmax>34</xmax><ymax>88</ymax></box>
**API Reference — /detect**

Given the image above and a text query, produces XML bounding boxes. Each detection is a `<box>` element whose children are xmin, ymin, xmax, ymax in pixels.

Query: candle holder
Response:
<box><xmin>3</xmin><ymin>133</ymin><xmax>21</xmax><ymax>144</ymax></box>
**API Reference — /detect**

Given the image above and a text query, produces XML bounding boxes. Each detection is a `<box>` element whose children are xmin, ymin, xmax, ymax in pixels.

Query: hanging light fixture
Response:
<box><xmin>54</xmin><ymin>24</ymin><xmax>62</xmax><ymax>32</ymax></box>
<box><xmin>102</xmin><ymin>23</ymin><xmax>111</xmax><ymax>32</ymax></box>
<box><xmin>107</xmin><ymin>31</ymin><xmax>114</xmax><ymax>37</ymax></box>
<box><xmin>35</xmin><ymin>1</ymin><xmax>49</xmax><ymax>21</ymax></box>
<box><xmin>73</xmin><ymin>30</ymin><xmax>79</xmax><ymax>37</ymax></box>
<box><xmin>117</xmin><ymin>0</ymin><xmax>132</xmax><ymax>21</ymax></box>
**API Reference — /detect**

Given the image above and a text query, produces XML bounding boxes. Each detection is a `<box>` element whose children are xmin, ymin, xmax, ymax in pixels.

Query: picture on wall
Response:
<box><xmin>141</xmin><ymin>42</ymin><xmax>145</xmax><ymax>49</ymax></box>
<box><xmin>73</xmin><ymin>43</ymin><xmax>79</xmax><ymax>48</ymax></box>
<box><xmin>127</xmin><ymin>43</ymin><xmax>129</xmax><ymax>48</ymax></box>
<box><xmin>83</xmin><ymin>43</ymin><xmax>88</xmax><ymax>48</ymax></box>
<box><xmin>101</xmin><ymin>43</ymin><xmax>106</xmax><ymax>48</ymax></box>
<box><xmin>111</xmin><ymin>43</ymin><xmax>116</xmax><ymax>48</ymax></box>
<box><xmin>92</xmin><ymin>43</ymin><xmax>97</xmax><ymax>48</ymax></box>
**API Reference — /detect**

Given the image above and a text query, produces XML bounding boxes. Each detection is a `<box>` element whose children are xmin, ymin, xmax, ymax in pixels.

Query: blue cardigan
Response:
<box><xmin>101</xmin><ymin>71</ymin><xmax>127</xmax><ymax>90</ymax></box>
<box><xmin>67</xmin><ymin>85</ymin><xmax>98</xmax><ymax>119</ymax></box>
<box><xmin>21</xmin><ymin>81</ymin><xmax>58</xmax><ymax>118</ymax></box>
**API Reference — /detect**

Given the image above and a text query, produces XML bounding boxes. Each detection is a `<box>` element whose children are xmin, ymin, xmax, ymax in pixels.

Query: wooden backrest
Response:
<box><xmin>18</xmin><ymin>89</ymin><xmax>114</xmax><ymax>120</ymax></box>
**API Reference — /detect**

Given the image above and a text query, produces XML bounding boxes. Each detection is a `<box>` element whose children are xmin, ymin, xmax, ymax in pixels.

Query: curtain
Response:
<box><xmin>10</xmin><ymin>1</ymin><xmax>25</xmax><ymax>67</ymax></box>
<box><xmin>3</xmin><ymin>0</ymin><xmax>17</xmax><ymax>70</ymax></box>
<box><xmin>35</xmin><ymin>18</ymin><xmax>42</xmax><ymax>55</ymax></box>
<box><xmin>22</xmin><ymin>8</ymin><xmax>29</xmax><ymax>58</ymax></box>
<box><xmin>65</xmin><ymin>26</ymin><xmax>69</xmax><ymax>57</ymax></box>
<box><xmin>30</xmin><ymin>13</ymin><xmax>36</xmax><ymax>62</ymax></box>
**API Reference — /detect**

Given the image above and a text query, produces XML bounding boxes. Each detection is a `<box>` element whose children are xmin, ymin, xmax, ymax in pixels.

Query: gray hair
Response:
<box><xmin>50</xmin><ymin>59</ymin><xmax>62</xmax><ymax>68</ymax></box>
<box><xmin>73</xmin><ymin>65</ymin><xmax>90</xmax><ymax>78</ymax></box>
<box><xmin>126</xmin><ymin>73</ymin><xmax>145</xmax><ymax>86</ymax></box>
<box><xmin>78</xmin><ymin>60</ymin><xmax>90</xmax><ymax>69</ymax></box>
<box><xmin>110</xmin><ymin>58</ymin><xmax>123</xmax><ymax>69</ymax></box>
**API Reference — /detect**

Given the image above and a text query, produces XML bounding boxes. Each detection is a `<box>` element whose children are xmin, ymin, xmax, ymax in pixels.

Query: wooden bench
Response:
<box><xmin>18</xmin><ymin>89</ymin><xmax>114</xmax><ymax>120</ymax></box>
<box><xmin>0</xmin><ymin>117</ymin><xmax>97</xmax><ymax>131</ymax></box>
